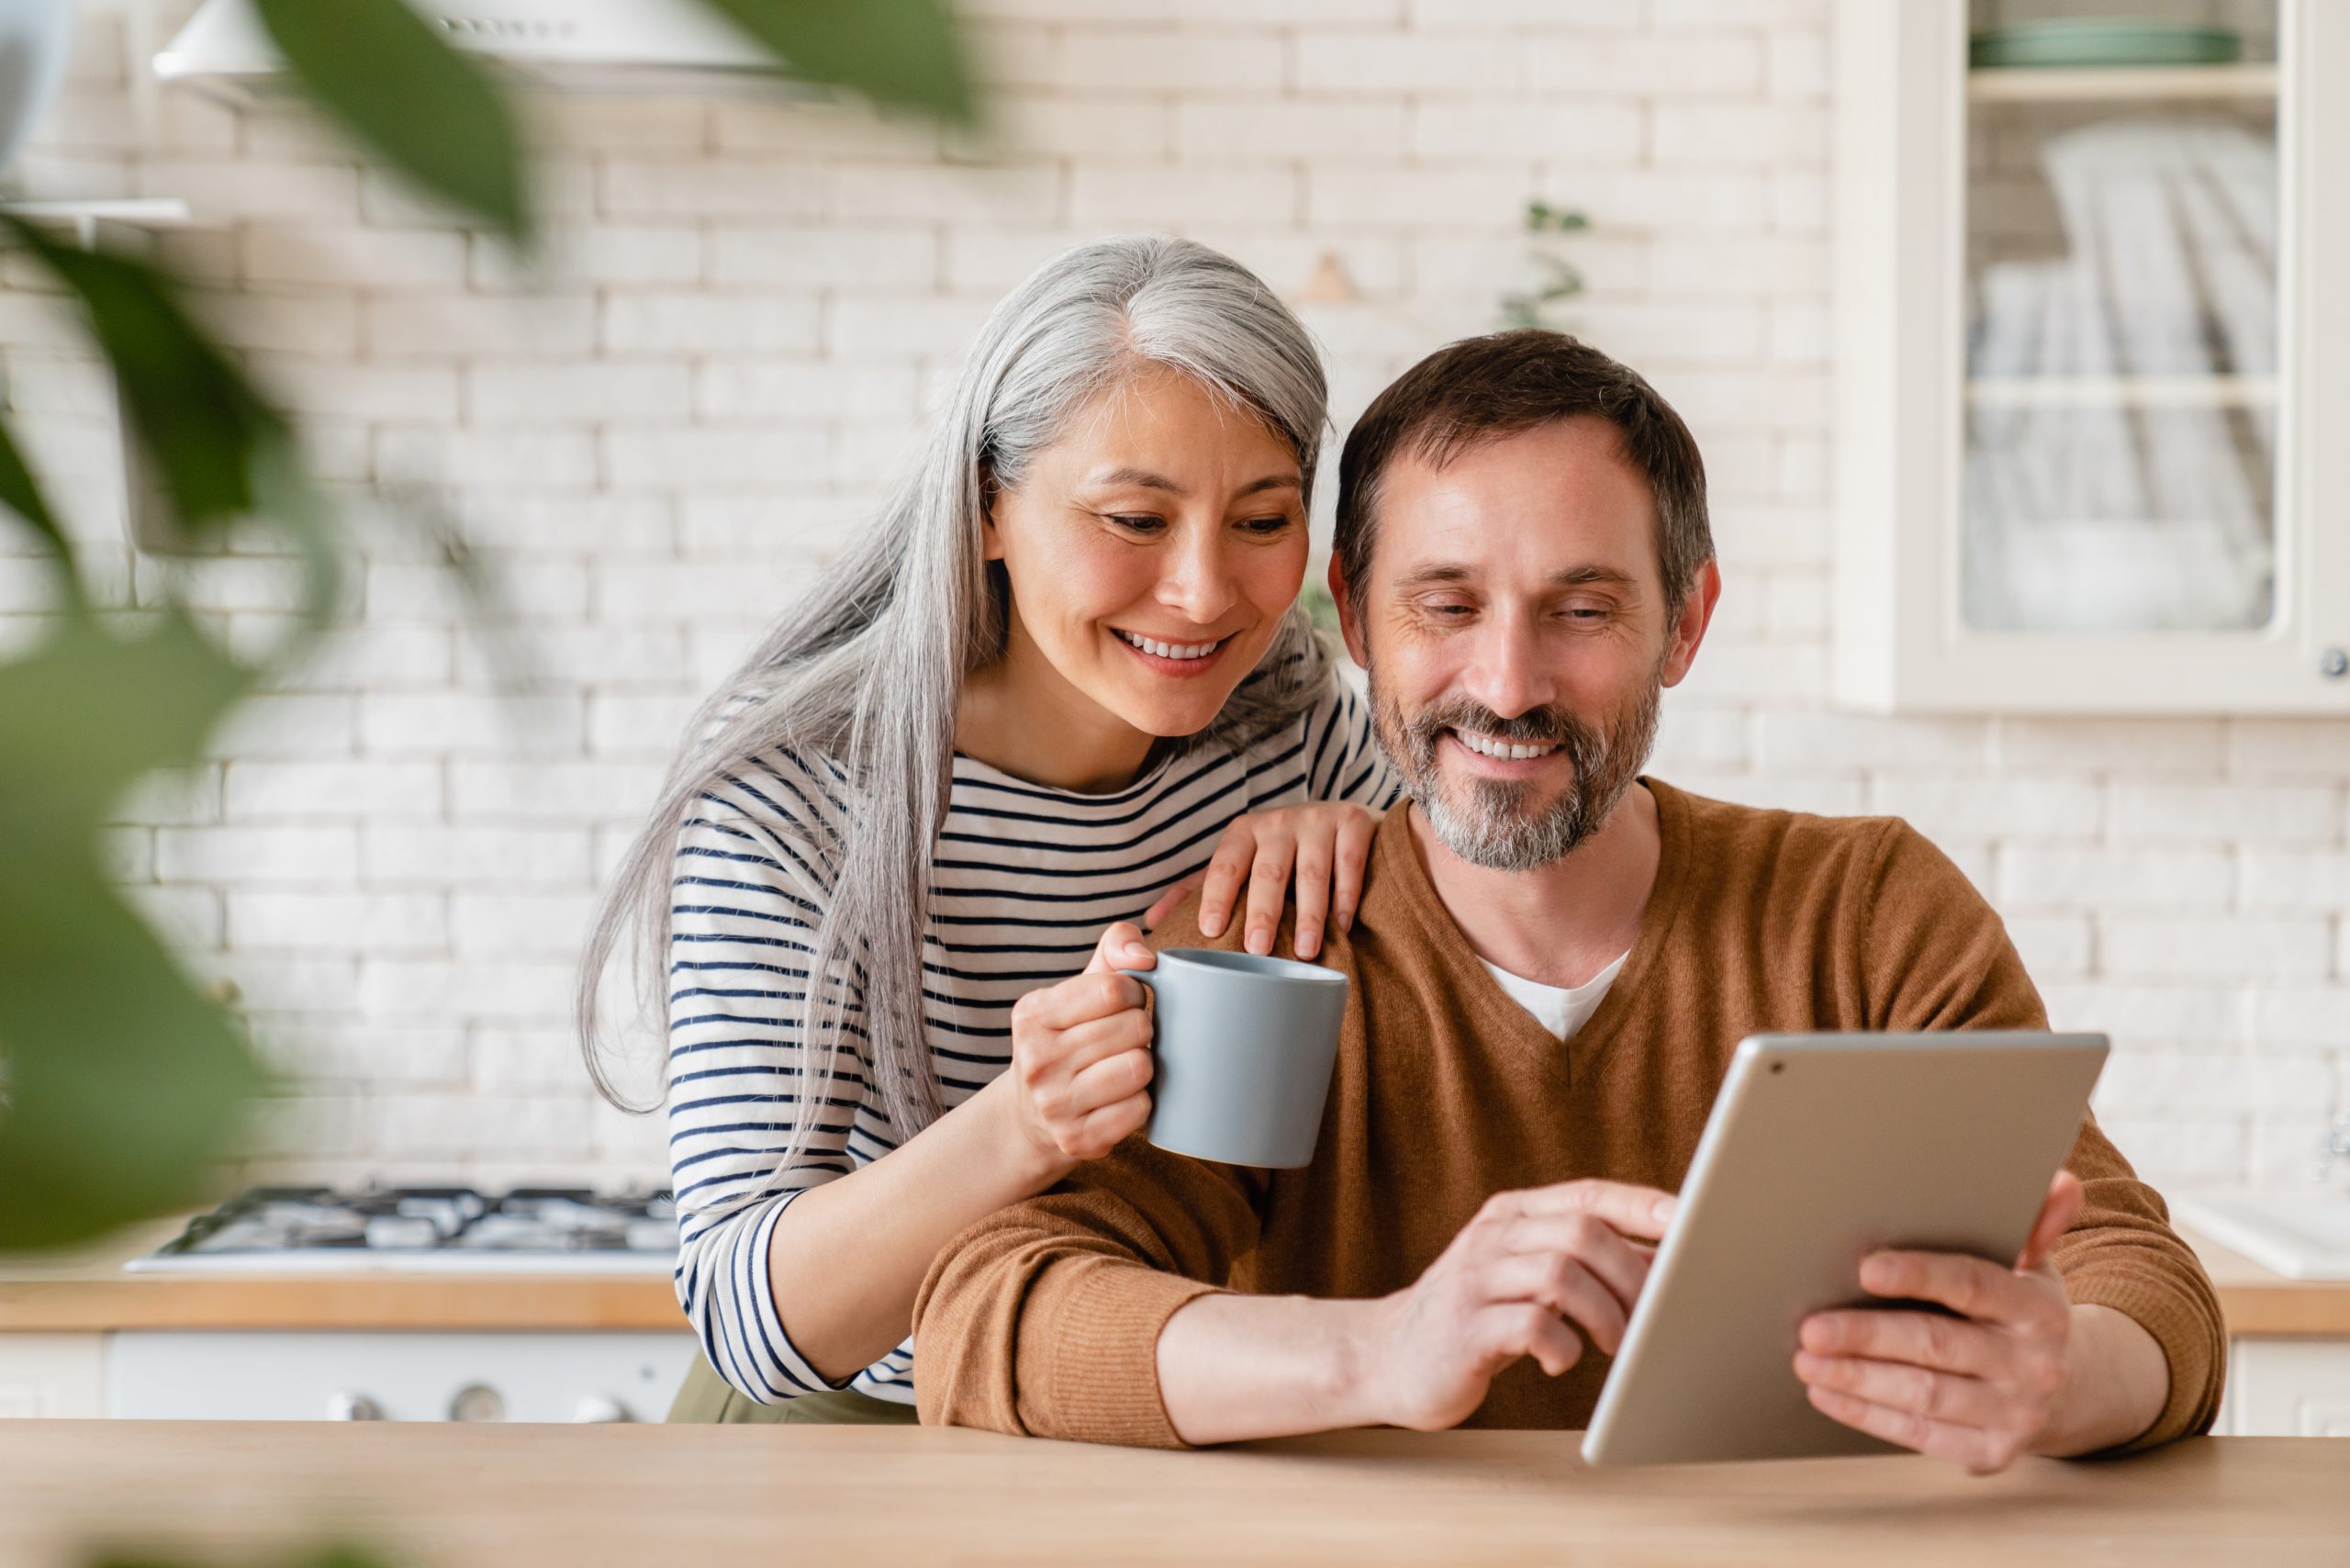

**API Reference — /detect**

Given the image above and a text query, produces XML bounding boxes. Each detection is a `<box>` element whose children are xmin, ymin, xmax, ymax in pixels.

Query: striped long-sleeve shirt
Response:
<box><xmin>666</xmin><ymin>673</ymin><xmax>1401</xmax><ymax>1406</ymax></box>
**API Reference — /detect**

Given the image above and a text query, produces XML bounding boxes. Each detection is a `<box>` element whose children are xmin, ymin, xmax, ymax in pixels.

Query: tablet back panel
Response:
<box><xmin>1581</xmin><ymin>1031</ymin><xmax>2109</xmax><ymax>1466</ymax></box>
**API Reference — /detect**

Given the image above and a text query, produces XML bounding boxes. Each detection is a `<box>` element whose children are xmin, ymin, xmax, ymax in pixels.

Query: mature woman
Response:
<box><xmin>580</xmin><ymin>236</ymin><xmax>1399</xmax><ymax>1423</ymax></box>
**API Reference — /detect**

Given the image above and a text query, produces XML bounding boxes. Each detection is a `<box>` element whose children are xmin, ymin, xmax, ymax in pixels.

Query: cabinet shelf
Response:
<box><xmin>1964</xmin><ymin>375</ymin><xmax>2279</xmax><ymax>409</ymax></box>
<box><xmin>1967</xmin><ymin>63</ymin><xmax>2278</xmax><ymax>101</ymax></box>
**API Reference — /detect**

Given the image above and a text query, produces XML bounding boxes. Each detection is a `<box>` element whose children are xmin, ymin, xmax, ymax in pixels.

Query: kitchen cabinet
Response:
<box><xmin>2224</xmin><ymin>1339</ymin><xmax>2350</xmax><ymax>1436</ymax></box>
<box><xmin>108</xmin><ymin>1329</ymin><xmax>699</xmax><ymax>1423</ymax></box>
<box><xmin>2184</xmin><ymin>1224</ymin><xmax>2350</xmax><ymax>1436</ymax></box>
<box><xmin>0</xmin><ymin>1333</ymin><xmax>102</xmax><ymax>1418</ymax></box>
<box><xmin>1831</xmin><ymin>0</ymin><xmax>2350</xmax><ymax>712</ymax></box>
<box><xmin>0</xmin><ymin>1218</ymin><xmax>701</xmax><ymax>1421</ymax></box>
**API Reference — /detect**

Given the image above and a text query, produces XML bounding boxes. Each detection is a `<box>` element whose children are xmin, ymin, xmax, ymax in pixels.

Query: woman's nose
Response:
<box><xmin>1156</xmin><ymin>522</ymin><xmax>1240</xmax><ymax>626</ymax></box>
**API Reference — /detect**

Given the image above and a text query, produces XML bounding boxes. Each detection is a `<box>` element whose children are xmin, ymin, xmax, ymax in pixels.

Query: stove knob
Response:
<box><xmin>572</xmin><ymin>1394</ymin><xmax>633</xmax><ymax>1424</ymax></box>
<box><xmin>448</xmin><ymin>1383</ymin><xmax>506</xmax><ymax>1423</ymax></box>
<box><xmin>327</xmin><ymin>1392</ymin><xmax>384</xmax><ymax>1421</ymax></box>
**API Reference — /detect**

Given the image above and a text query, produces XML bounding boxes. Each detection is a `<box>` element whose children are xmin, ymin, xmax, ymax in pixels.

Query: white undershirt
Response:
<box><xmin>1479</xmin><ymin>951</ymin><xmax>1632</xmax><ymax>1042</ymax></box>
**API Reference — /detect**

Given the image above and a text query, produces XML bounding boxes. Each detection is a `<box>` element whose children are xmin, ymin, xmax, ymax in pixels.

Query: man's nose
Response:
<box><xmin>1157</xmin><ymin>521</ymin><xmax>1240</xmax><ymax>626</ymax></box>
<box><xmin>1460</xmin><ymin>612</ymin><xmax>1557</xmax><ymax>721</ymax></box>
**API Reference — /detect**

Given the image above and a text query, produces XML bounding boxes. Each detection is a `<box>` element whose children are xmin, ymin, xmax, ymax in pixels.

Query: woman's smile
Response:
<box><xmin>1110</xmin><ymin>625</ymin><xmax>1239</xmax><ymax>677</ymax></box>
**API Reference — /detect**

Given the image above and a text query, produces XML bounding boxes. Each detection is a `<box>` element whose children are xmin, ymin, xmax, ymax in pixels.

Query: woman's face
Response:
<box><xmin>984</xmin><ymin>365</ymin><xmax>1311</xmax><ymax>742</ymax></box>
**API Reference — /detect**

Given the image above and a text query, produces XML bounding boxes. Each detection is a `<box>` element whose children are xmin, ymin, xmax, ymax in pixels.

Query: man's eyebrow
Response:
<box><xmin>1391</xmin><ymin>562</ymin><xmax>1639</xmax><ymax>589</ymax></box>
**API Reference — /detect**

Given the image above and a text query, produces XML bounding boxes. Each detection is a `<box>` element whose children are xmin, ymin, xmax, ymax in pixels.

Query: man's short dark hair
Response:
<box><xmin>1333</xmin><ymin>330</ymin><xmax>1713</xmax><ymax>615</ymax></box>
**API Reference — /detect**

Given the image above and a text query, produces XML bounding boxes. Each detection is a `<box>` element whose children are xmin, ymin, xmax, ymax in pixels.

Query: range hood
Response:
<box><xmin>154</xmin><ymin>0</ymin><xmax>797</xmax><ymax>95</ymax></box>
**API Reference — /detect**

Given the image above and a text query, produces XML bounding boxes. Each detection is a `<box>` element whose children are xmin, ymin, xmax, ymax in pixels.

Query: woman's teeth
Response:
<box><xmin>1116</xmin><ymin>630</ymin><xmax>1222</xmax><ymax>661</ymax></box>
<box><xmin>1455</xmin><ymin>730</ymin><xmax>1560</xmax><ymax>761</ymax></box>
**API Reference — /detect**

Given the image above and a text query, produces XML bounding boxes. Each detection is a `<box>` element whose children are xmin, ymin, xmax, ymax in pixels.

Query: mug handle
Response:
<box><xmin>1115</xmin><ymin>969</ymin><xmax>1158</xmax><ymax>1031</ymax></box>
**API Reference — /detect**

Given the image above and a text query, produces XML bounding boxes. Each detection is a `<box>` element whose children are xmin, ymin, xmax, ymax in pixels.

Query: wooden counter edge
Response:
<box><xmin>0</xmin><ymin>1222</ymin><xmax>2344</xmax><ymax>1339</ymax></box>
<box><xmin>0</xmin><ymin>1275</ymin><xmax>687</xmax><ymax>1331</ymax></box>
<box><xmin>0</xmin><ymin>1219</ymin><xmax>688</xmax><ymax>1332</ymax></box>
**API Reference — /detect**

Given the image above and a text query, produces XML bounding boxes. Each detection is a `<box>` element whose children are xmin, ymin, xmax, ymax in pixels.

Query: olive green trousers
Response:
<box><xmin>666</xmin><ymin>1350</ymin><xmax>922</xmax><ymax>1425</ymax></box>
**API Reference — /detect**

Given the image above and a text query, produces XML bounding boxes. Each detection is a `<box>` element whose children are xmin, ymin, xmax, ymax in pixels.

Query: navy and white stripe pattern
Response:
<box><xmin>667</xmin><ymin>675</ymin><xmax>1400</xmax><ymax>1405</ymax></box>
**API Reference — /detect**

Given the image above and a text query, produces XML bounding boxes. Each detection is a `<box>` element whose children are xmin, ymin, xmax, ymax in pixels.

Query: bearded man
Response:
<box><xmin>911</xmin><ymin>330</ymin><xmax>2223</xmax><ymax>1473</ymax></box>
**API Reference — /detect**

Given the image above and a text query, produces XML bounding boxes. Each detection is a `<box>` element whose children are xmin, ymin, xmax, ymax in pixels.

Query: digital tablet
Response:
<box><xmin>1581</xmin><ymin>1030</ymin><xmax>2109</xmax><ymax>1466</ymax></box>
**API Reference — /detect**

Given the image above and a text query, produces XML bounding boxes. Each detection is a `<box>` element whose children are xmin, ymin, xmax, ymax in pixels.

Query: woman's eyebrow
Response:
<box><xmin>1080</xmin><ymin>469</ymin><xmax>1302</xmax><ymax>498</ymax></box>
<box><xmin>1084</xmin><ymin>465</ymin><xmax>1185</xmax><ymax>495</ymax></box>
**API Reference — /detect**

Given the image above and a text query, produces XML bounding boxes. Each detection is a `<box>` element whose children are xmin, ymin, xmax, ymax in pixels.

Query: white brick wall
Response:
<box><xmin>4</xmin><ymin>0</ymin><xmax>2344</xmax><ymax>1194</ymax></box>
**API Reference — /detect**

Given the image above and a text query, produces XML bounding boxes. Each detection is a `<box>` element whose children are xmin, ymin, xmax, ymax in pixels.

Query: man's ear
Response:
<box><xmin>1659</xmin><ymin>558</ymin><xmax>1722</xmax><ymax>689</ymax></box>
<box><xmin>1328</xmin><ymin>554</ymin><xmax>1371</xmax><ymax>668</ymax></box>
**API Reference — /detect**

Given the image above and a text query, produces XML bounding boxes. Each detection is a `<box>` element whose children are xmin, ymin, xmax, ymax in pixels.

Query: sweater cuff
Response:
<box><xmin>1024</xmin><ymin>1261</ymin><xmax>1226</xmax><ymax>1449</ymax></box>
<box><xmin>2063</xmin><ymin>1266</ymin><xmax>2223</xmax><ymax>1451</ymax></box>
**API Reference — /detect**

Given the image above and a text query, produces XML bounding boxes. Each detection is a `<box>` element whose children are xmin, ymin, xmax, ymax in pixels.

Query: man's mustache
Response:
<box><xmin>1405</xmin><ymin>699</ymin><xmax>1585</xmax><ymax>752</ymax></box>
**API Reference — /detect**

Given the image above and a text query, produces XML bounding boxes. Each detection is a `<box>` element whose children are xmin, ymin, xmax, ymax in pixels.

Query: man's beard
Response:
<box><xmin>1369</xmin><ymin>659</ymin><xmax>1663</xmax><ymax>872</ymax></box>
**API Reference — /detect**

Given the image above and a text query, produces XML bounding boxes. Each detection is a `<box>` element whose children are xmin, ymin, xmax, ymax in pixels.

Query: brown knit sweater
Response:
<box><xmin>912</xmin><ymin>781</ymin><xmax>2225</xmax><ymax>1451</ymax></box>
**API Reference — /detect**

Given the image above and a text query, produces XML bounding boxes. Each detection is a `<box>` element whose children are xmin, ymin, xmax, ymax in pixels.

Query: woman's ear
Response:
<box><xmin>979</xmin><ymin>467</ymin><xmax>1007</xmax><ymax>563</ymax></box>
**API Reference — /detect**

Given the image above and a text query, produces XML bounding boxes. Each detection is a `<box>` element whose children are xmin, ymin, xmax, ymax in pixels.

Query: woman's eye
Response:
<box><xmin>1106</xmin><ymin>513</ymin><xmax>1166</xmax><ymax>534</ymax></box>
<box><xmin>1238</xmin><ymin>515</ymin><xmax>1294</xmax><ymax>536</ymax></box>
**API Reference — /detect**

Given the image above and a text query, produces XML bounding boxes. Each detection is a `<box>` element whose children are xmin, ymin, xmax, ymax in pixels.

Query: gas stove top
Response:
<box><xmin>126</xmin><ymin>1184</ymin><xmax>678</xmax><ymax>1274</ymax></box>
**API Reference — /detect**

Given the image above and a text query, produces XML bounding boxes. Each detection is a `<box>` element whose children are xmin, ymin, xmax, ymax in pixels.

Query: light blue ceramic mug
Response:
<box><xmin>1119</xmin><ymin>948</ymin><xmax>1348</xmax><ymax>1169</ymax></box>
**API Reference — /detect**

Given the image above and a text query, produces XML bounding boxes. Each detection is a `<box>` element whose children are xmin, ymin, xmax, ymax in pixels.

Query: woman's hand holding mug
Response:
<box><xmin>1144</xmin><ymin>802</ymin><xmax>1381</xmax><ymax>960</ymax></box>
<box><xmin>996</xmin><ymin>922</ymin><xmax>1158</xmax><ymax>1182</ymax></box>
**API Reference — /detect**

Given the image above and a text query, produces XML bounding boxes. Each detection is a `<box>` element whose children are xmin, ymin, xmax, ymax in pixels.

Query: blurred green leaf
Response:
<box><xmin>253</xmin><ymin>0</ymin><xmax>533</xmax><ymax>247</ymax></box>
<box><xmin>1300</xmin><ymin>578</ymin><xmax>1340</xmax><ymax>639</ymax></box>
<box><xmin>0</xmin><ymin>606</ymin><xmax>271</xmax><ymax>1251</ymax></box>
<box><xmin>0</xmin><ymin>412</ymin><xmax>71</xmax><ymax>566</ymax></box>
<box><xmin>5</xmin><ymin>218</ymin><xmax>287</xmax><ymax>542</ymax></box>
<box><xmin>699</xmin><ymin>0</ymin><xmax>977</xmax><ymax>124</ymax></box>
<box><xmin>3</xmin><ymin>218</ymin><xmax>346</xmax><ymax>626</ymax></box>
<box><xmin>1525</xmin><ymin>200</ymin><xmax>1590</xmax><ymax>234</ymax></box>
<box><xmin>89</xmin><ymin>1537</ymin><xmax>405</xmax><ymax>1568</ymax></box>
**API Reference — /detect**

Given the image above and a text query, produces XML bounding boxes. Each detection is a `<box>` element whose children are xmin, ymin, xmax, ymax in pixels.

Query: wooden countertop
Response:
<box><xmin>1</xmin><ymin>1423</ymin><xmax>2344</xmax><ymax>1567</ymax></box>
<box><xmin>1</xmin><ymin>1218</ymin><xmax>2346</xmax><ymax>1337</ymax></box>
<box><xmin>0</xmin><ymin>1219</ymin><xmax>686</xmax><ymax>1332</ymax></box>
<box><xmin>2186</xmin><ymin>1226</ymin><xmax>2350</xmax><ymax>1337</ymax></box>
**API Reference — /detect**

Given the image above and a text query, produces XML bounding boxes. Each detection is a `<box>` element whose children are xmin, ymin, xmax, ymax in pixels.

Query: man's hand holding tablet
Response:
<box><xmin>1793</xmin><ymin>1168</ymin><xmax>2169</xmax><ymax>1473</ymax></box>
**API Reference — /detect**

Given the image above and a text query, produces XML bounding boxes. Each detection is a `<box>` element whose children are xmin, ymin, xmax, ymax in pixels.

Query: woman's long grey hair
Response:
<box><xmin>577</xmin><ymin>236</ymin><xmax>1335</xmax><ymax>1204</ymax></box>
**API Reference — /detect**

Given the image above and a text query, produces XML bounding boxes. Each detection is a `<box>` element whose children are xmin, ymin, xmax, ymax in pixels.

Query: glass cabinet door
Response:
<box><xmin>1963</xmin><ymin>1</ymin><xmax>2279</xmax><ymax>637</ymax></box>
<box><xmin>1831</xmin><ymin>0</ymin><xmax>2350</xmax><ymax>712</ymax></box>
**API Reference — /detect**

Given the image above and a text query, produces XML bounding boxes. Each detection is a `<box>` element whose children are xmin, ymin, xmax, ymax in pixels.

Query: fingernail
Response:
<box><xmin>1247</xmin><ymin>929</ymin><xmax>1270</xmax><ymax>955</ymax></box>
<box><xmin>1200</xmin><ymin>912</ymin><xmax>1224</xmax><ymax>935</ymax></box>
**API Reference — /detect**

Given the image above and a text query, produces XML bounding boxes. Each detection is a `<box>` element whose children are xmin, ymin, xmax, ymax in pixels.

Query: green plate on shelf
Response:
<box><xmin>1969</xmin><ymin>19</ymin><xmax>2243</xmax><ymax>69</ymax></box>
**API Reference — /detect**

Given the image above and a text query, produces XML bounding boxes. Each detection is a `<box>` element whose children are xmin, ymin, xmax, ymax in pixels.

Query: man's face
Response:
<box><xmin>1338</xmin><ymin>416</ymin><xmax>1718</xmax><ymax>871</ymax></box>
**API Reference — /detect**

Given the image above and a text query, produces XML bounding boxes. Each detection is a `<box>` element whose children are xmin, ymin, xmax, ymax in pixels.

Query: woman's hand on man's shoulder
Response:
<box><xmin>1142</xmin><ymin>803</ymin><xmax>1382</xmax><ymax>960</ymax></box>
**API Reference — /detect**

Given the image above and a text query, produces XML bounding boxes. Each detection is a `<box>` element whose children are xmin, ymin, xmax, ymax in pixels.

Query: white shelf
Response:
<box><xmin>0</xmin><ymin>198</ymin><xmax>194</xmax><ymax>229</ymax></box>
<box><xmin>1967</xmin><ymin>63</ymin><xmax>2278</xmax><ymax>101</ymax></box>
<box><xmin>1964</xmin><ymin>375</ymin><xmax>2279</xmax><ymax>409</ymax></box>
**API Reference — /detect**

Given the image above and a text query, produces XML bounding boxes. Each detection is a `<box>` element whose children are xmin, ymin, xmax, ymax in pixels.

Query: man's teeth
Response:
<box><xmin>1116</xmin><ymin>630</ymin><xmax>1221</xmax><ymax>661</ymax></box>
<box><xmin>1455</xmin><ymin>730</ymin><xmax>1560</xmax><ymax>761</ymax></box>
